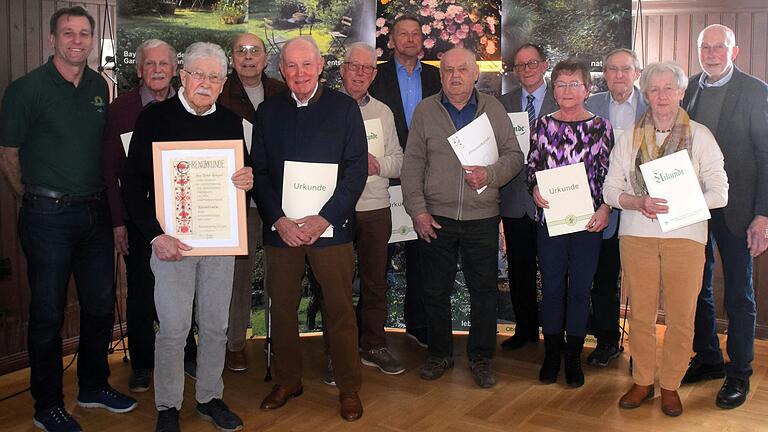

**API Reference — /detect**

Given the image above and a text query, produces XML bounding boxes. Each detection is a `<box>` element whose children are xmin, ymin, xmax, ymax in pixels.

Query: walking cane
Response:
<box><xmin>264</xmin><ymin>295</ymin><xmax>273</xmax><ymax>382</ymax></box>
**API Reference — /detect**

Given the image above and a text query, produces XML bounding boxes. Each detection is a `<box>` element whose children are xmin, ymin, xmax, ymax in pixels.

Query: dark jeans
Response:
<box><xmin>590</xmin><ymin>230</ymin><xmax>621</xmax><ymax>347</ymax></box>
<box><xmin>19</xmin><ymin>194</ymin><xmax>115</xmax><ymax>412</ymax></box>
<box><xmin>502</xmin><ymin>215</ymin><xmax>539</xmax><ymax>338</ymax></box>
<box><xmin>125</xmin><ymin>221</ymin><xmax>156</xmax><ymax>371</ymax></box>
<box><xmin>404</xmin><ymin>240</ymin><xmax>427</xmax><ymax>332</ymax></box>
<box><xmin>694</xmin><ymin>209</ymin><xmax>756</xmax><ymax>379</ymax></box>
<box><xmin>355</xmin><ymin>208</ymin><xmax>392</xmax><ymax>350</ymax></box>
<box><xmin>419</xmin><ymin>216</ymin><xmax>499</xmax><ymax>360</ymax></box>
<box><xmin>537</xmin><ymin>224</ymin><xmax>602</xmax><ymax>337</ymax></box>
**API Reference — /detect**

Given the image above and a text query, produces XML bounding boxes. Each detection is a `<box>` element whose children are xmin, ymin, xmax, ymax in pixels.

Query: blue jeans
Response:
<box><xmin>19</xmin><ymin>194</ymin><xmax>115</xmax><ymax>412</ymax></box>
<box><xmin>537</xmin><ymin>225</ymin><xmax>602</xmax><ymax>337</ymax></box>
<box><xmin>694</xmin><ymin>209</ymin><xmax>756</xmax><ymax>379</ymax></box>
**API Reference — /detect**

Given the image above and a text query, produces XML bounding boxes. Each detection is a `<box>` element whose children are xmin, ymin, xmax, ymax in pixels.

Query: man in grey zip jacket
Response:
<box><xmin>401</xmin><ymin>47</ymin><xmax>524</xmax><ymax>388</ymax></box>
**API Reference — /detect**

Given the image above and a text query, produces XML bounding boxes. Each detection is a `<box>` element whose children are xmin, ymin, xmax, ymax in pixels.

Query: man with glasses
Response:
<box><xmin>218</xmin><ymin>32</ymin><xmax>286</xmax><ymax>373</ymax></box>
<box><xmin>402</xmin><ymin>47</ymin><xmax>523</xmax><ymax>388</ymax></box>
<box><xmin>0</xmin><ymin>7</ymin><xmax>138</xmax><ymax>431</ymax></box>
<box><xmin>584</xmin><ymin>48</ymin><xmax>647</xmax><ymax>367</ymax></box>
<box><xmin>340</xmin><ymin>42</ymin><xmax>404</xmax><ymax>375</ymax></box>
<box><xmin>497</xmin><ymin>43</ymin><xmax>558</xmax><ymax>351</ymax></box>
<box><xmin>369</xmin><ymin>15</ymin><xmax>442</xmax><ymax>349</ymax></box>
<box><xmin>123</xmin><ymin>42</ymin><xmax>254</xmax><ymax>431</ymax></box>
<box><xmin>681</xmin><ymin>24</ymin><xmax>768</xmax><ymax>410</ymax></box>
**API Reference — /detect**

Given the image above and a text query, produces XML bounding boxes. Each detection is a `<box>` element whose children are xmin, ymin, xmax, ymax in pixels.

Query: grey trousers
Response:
<box><xmin>227</xmin><ymin>210</ymin><xmax>262</xmax><ymax>352</ymax></box>
<box><xmin>151</xmin><ymin>252</ymin><xmax>235</xmax><ymax>410</ymax></box>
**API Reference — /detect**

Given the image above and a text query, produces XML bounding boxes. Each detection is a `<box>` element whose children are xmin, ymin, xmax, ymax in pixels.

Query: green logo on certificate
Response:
<box><xmin>398</xmin><ymin>225</ymin><xmax>410</xmax><ymax>235</ymax></box>
<box><xmin>565</xmin><ymin>214</ymin><xmax>577</xmax><ymax>226</ymax></box>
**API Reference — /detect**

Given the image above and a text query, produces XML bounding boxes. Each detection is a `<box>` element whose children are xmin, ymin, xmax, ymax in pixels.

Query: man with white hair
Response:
<box><xmin>253</xmin><ymin>36</ymin><xmax>367</xmax><ymax>421</ymax></box>
<box><xmin>123</xmin><ymin>41</ymin><xmax>253</xmax><ymax>432</ymax></box>
<box><xmin>340</xmin><ymin>42</ymin><xmax>404</xmax><ymax>374</ymax></box>
<box><xmin>401</xmin><ymin>47</ymin><xmax>523</xmax><ymax>388</ymax></box>
<box><xmin>681</xmin><ymin>23</ymin><xmax>768</xmax><ymax>410</ymax></box>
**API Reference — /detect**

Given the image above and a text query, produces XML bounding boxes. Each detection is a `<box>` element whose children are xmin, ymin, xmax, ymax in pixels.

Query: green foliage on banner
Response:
<box><xmin>214</xmin><ymin>0</ymin><xmax>250</xmax><ymax>24</ymax></box>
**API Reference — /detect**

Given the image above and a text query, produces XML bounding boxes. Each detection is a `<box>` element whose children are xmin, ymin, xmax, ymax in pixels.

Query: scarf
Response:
<box><xmin>630</xmin><ymin>107</ymin><xmax>693</xmax><ymax>195</ymax></box>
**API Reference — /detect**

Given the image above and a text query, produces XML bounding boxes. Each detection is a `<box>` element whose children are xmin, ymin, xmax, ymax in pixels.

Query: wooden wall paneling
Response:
<box><xmin>25</xmin><ymin>0</ymin><xmax>43</xmax><ymax>73</ymax></box>
<box><xmin>8</xmin><ymin>0</ymin><xmax>25</xmax><ymax>80</ymax></box>
<box><xmin>753</xmin><ymin>12</ymin><xmax>768</xmax><ymax>80</ymax></box>
<box><xmin>660</xmin><ymin>15</ymin><xmax>676</xmax><ymax>61</ymax></box>
<box><xmin>41</xmin><ymin>0</ymin><xmax>55</xmax><ymax>61</ymax></box>
<box><xmin>721</xmin><ymin>13</ymin><xmax>737</xmax><ymax>31</ymax></box>
<box><xmin>0</xmin><ymin>0</ymin><xmax>9</xmax><ymax>101</ymax></box>
<box><xmin>736</xmin><ymin>13</ymin><xmax>752</xmax><ymax>72</ymax></box>
<box><xmin>689</xmin><ymin>13</ymin><xmax>706</xmax><ymax>76</ymax></box>
<box><xmin>706</xmin><ymin>13</ymin><xmax>721</xmax><ymax>26</ymax></box>
<box><xmin>646</xmin><ymin>15</ymin><xmax>662</xmax><ymax>63</ymax></box>
<box><xmin>675</xmin><ymin>14</ymin><xmax>691</xmax><ymax>72</ymax></box>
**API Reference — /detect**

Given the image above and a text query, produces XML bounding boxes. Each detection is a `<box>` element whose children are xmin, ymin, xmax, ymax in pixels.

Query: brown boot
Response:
<box><xmin>661</xmin><ymin>388</ymin><xmax>683</xmax><ymax>417</ymax></box>
<box><xmin>260</xmin><ymin>384</ymin><xmax>303</xmax><ymax>410</ymax></box>
<box><xmin>226</xmin><ymin>348</ymin><xmax>248</xmax><ymax>372</ymax></box>
<box><xmin>619</xmin><ymin>384</ymin><xmax>655</xmax><ymax>409</ymax></box>
<box><xmin>339</xmin><ymin>392</ymin><xmax>363</xmax><ymax>421</ymax></box>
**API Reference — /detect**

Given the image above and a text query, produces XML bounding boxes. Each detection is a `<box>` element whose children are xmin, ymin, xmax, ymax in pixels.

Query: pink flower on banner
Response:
<box><xmin>486</xmin><ymin>39</ymin><xmax>497</xmax><ymax>54</ymax></box>
<box><xmin>473</xmin><ymin>23</ymin><xmax>484</xmax><ymax>35</ymax></box>
<box><xmin>422</xmin><ymin>0</ymin><xmax>437</xmax><ymax>8</ymax></box>
<box><xmin>486</xmin><ymin>16</ymin><xmax>496</xmax><ymax>34</ymax></box>
<box><xmin>437</xmin><ymin>51</ymin><xmax>445</xmax><ymax>59</ymax></box>
<box><xmin>440</xmin><ymin>30</ymin><xmax>450</xmax><ymax>40</ymax></box>
<box><xmin>424</xmin><ymin>37</ymin><xmax>436</xmax><ymax>49</ymax></box>
<box><xmin>460</xmin><ymin>23</ymin><xmax>470</xmax><ymax>33</ymax></box>
<box><xmin>376</xmin><ymin>47</ymin><xmax>384</xmax><ymax>57</ymax></box>
<box><xmin>446</xmin><ymin>4</ymin><xmax>462</xmax><ymax>17</ymax></box>
<box><xmin>420</xmin><ymin>7</ymin><xmax>431</xmax><ymax>16</ymax></box>
<box><xmin>433</xmin><ymin>11</ymin><xmax>445</xmax><ymax>20</ymax></box>
<box><xmin>480</xmin><ymin>35</ymin><xmax>488</xmax><ymax>45</ymax></box>
<box><xmin>376</xmin><ymin>17</ymin><xmax>386</xmax><ymax>28</ymax></box>
<box><xmin>422</xmin><ymin>24</ymin><xmax>431</xmax><ymax>34</ymax></box>
<box><xmin>432</xmin><ymin>20</ymin><xmax>444</xmax><ymax>30</ymax></box>
<box><xmin>450</xmin><ymin>34</ymin><xmax>461</xmax><ymax>44</ymax></box>
<box><xmin>447</xmin><ymin>23</ymin><xmax>457</xmax><ymax>33</ymax></box>
<box><xmin>456</xmin><ymin>29</ymin><xmax>468</xmax><ymax>40</ymax></box>
<box><xmin>455</xmin><ymin>12</ymin><xmax>466</xmax><ymax>23</ymax></box>
<box><xmin>380</xmin><ymin>26</ymin><xmax>389</xmax><ymax>35</ymax></box>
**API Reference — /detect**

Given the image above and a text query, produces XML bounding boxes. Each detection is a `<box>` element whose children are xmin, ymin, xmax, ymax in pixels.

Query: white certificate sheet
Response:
<box><xmin>536</xmin><ymin>162</ymin><xmax>594</xmax><ymax>236</ymax></box>
<box><xmin>281</xmin><ymin>161</ymin><xmax>338</xmax><ymax>238</ymax></box>
<box><xmin>447</xmin><ymin>113</ymin><xmax>499</xmax><ymax>194</ymax></box>
<box><xmin>507</xmin><ymin>112</ymin><xmax>530</xmax><ymax>157</ymax></box>
<box><xmin>388</xmin><ymin>185</ymin><xmax>416</xmax><ymax>243</ymax></box>
<box><xmin>363</xmin><ymin>118</ymin><xmax>384</xmax><ymax>158</ymax></box>
<box><xmin>120</xmin><ymin>131</ymin><xmax>133</xmax><ymax>156</ymax></box>
<box><xmin>640</xmin><ymin>149</ymin><xmax>711</xmax><ymax>232</ymax></box>
<box><xmin>242</xmin><ymin>119</ymin><xmax>253</xmax><ymax>154</ymax></box>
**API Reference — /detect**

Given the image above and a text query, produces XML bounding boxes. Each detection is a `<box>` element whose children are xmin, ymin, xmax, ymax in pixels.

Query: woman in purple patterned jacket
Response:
<box><xmin>526</xmin><ymin>59</ymin><xmax>613</xmax><ymax>388</ymax></box>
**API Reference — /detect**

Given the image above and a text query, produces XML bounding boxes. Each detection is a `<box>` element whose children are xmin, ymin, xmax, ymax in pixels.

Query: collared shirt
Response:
<box><xmin>521</xmin><ymin>81</ymin><xmax>547</xmax><ymax>117</ymax></box>
<box><xmin>699</xmin><ymin>64</ymin><xmax>734</xmax><ymax>88</ymax></box>
<box><xmin>178</xmin><ymin>87</ymin><xmax>216</xmax><ymax>116</ymax></box>
<box><xmin>441</xmin><ymin>91</ymin><xmax>478</xmax><ymax>130</ymax></box>
<box><xmin>395</xmin><ymin>58</ymin><xmax>422</xmax><ymax>128</ymax></box>
<box><xmin>139</xmin><ymin>84</ymin><xmax>176</xmax><ymax>107</ymax></box>
<box><xmin>339</xmin><ymin>87</ymin><xmax>371</xmax><ymax>107</ymax></box>
<box><xmin>291</xmin><ymin>82</ymin><xmax>319</xmax><ymax>107</ymax></box>
<box><xmin>608</xmin><ymin>87</ymin><xmax>638</xmax><ymax>131</ymax></box>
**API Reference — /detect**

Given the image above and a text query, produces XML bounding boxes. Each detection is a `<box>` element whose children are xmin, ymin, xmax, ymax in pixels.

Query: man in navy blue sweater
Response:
<box><xmin>252</xmin><ymin>36</ymin><xmax>367</xmax><ymax>421</ymax></box>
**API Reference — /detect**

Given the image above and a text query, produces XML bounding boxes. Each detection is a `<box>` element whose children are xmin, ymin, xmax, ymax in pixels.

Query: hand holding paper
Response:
<box><xmin>447</xmin><ymin>113</ymin><xmax>499</xmax><ymax>194</ymax></box>
<box><xmin>636</xmin><ymin>195</ymin><xmax>669</xmax><ymax>219</ymax></box>
<box><xmin>463</xmin><ymin>165</ymin><xmax>488</xmax><ymax>190</ymax></box>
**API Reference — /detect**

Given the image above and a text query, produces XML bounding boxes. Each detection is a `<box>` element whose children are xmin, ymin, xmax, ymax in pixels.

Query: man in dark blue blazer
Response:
<box><xmin>681</xmin><ymin>24</ymin><xmax>768</xmax><ymax>410</ymax></box>
<box><xmin>369</xmin><ymin>15</ymin><xmax>442</xmax><ymax>348</ymax></box>
<box><xmin>497</xmin><ymin>43</ymin><xmax>558</xmax><ymax>350</ymax></box>
<box><xmin>585</xmin><ymin>48</ymin><xmax>647</xmax><ymax>367</ymax></box>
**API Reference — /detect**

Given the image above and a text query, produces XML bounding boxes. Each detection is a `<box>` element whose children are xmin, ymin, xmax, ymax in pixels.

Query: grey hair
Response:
<box><xmin>183</xmin><ymin>42</ymin><xmax>228</xmax><ymax>77</ymax></box>
<box><xmin>136</xmin><ymin>39</ymin><xmax>177</xmax><ymax>68</ymax></box>
<box><xmin>439</xmin><ymin>47</ymin><xmax>477</xmax><ymax>69</ymax></box>
<box><xmin>280</xmin><ymin>36</ymin><xmax>321</xmax><ymax>63</ymax></box>
<box><xmin>639</xmin><ymin>61</ymin><xmax>688</xmax><ymax>94</ymax></box>
<box><xmin>603</xmin><ymin>48</ymin><xmax>641</xmax><ymax>72</ymax></box>
<box><xmin>344</xmin><ymin>42</ymin><xmax>377</xmax><ymax>65</ymax></box>
<box><xmin>697</xmin><ymin>24</ymin><xmax>736</xmax><ymax>47</ymax></box>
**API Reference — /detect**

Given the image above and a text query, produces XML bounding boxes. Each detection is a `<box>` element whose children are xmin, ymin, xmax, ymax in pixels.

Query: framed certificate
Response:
<box><xmin>152</xmin><ymin>140</ymin><xmax>248</xmax><ymax>256</ymax></box>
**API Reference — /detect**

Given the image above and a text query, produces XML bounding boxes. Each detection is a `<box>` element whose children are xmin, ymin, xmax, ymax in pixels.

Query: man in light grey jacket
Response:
<box><xmin>401</xmin><ymin>47</ymin><xmax>523</xmax><ymax>388</ymax></box>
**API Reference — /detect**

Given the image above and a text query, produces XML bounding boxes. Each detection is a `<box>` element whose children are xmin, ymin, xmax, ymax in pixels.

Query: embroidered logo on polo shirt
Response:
<box><xmin>91</xmin><ymin>95</ymin><xmax>105</xmax><ymax>113</ymax></box>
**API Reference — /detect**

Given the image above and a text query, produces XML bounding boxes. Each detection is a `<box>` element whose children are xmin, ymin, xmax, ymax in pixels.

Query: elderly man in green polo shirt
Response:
<box><xmin>0</xmin><ymin>6</ymin><xmax>137</xmax><ymax>432</ymax></box>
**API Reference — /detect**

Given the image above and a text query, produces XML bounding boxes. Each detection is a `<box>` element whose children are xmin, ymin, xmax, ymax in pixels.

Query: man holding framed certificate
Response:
<box><xmin>123</xmin><ymin>42</ymin><xmax>253</xmax><ymax>432</ymax></box>
<box><xmin>252</xmin><ymin>36</ymin><xmax>367</xmax><ymax>421</ymax></box>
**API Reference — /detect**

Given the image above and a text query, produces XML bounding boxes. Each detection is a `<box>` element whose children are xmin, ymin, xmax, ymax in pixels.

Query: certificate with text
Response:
<box><xmin>447</xmin><ymin>113</ymin><xmax>499</xmax><ymax>194</ymax></box>
<box><xmin>364</xmin><ymin>118</ymin><xmax>384</xmax><ymax>183</ymax></box>
<box><xmin>507</xmin><ymin>112</ymin><xmax>530</xmax><ymax>157</ymax></box>
<box><xmin>152</xmin><ymin>140</ymin><xmax>248</xmax><ymax>256</ymax></box>
<box><xmin>640</xmin><ymin>150</ymin><xmax>710</xmax><ymax>232</ymax></box>
<box><xmin>536</xmin><ymin>162</ymin><xmax>594</xmax><ymax>236</ymax></box>
<box><xmin>388</xmin><ymin>185</ymin><xmax>416</xmax><ymax>243</ymax></box>
<box><xmin>282</xmin><ymin>161</ymin><xmax>338</xmax><ymax>238</ymax></box>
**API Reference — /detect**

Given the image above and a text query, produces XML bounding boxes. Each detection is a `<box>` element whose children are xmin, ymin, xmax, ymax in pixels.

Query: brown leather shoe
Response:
<box><xmin>661</xmin><ymin>388</ymin><xmax>683</xmax><ymax>417</ymax></box>
<box><xmin>619</xmin><ymin>384</ymin><xmax>655</xmax><ymax>409</ymax></box>
<box><xmin>260</xmin><ymin>384</ymin><xmax>303</xmax><ymax>410</ymax></box>
<box><xmin>339</xmin><ymin>392</ymin><xmax>363</xmax><ymax>421</ymax></box>
<box><xmin>226</xmin><ymin>349</ymin><xmax>248</xmax><ymax>372</ymax></box>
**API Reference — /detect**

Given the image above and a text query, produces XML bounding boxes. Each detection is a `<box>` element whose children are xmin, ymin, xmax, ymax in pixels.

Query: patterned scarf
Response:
<box><xmin>630</xmin><ymin>107</ymin><xmax>693</xmax><ymax>195</ymax></box>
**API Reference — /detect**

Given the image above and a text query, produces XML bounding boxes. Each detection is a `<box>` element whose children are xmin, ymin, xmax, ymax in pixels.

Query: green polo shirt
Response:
<box><xmin>0</xmin><ymin>57</ymin><xmax>108</xmax><ymax>195</ymax></box>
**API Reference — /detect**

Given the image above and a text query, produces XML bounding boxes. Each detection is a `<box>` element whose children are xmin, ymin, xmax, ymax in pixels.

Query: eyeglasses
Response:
<box><xmin>234</xmin><ymin>45</ymin><xmax>264</xmax><ymax>57</ymax></box>
<box><xmin>698</xmin><ymin>44</ymin><xmax>732</xmax><ymax>54</ymax></box>
<box><xmin>182</xmin><ymin>69</ymin><xmax>225</xmax><ymax>84</ymax></box>
<box><xmin>553</xmin><ymin>81</ymin><xmax>585</xmax><ymax>90</ymax></box>
<box><xmin>512</xmin><ymin>60</ymin><xmax>542</xmax><ymax>72</ymax></box>
<box><xmin>343</xmin><ymin>62</ymin><xmax>376</xmax><ymax>74</ymax></box>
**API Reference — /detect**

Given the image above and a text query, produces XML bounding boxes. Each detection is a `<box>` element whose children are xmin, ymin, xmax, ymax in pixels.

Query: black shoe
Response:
<box><xmin>681</xmin><ymin>357</ymin><xmax>724</xmax><ymax>384</ymax></box>
<box><xmin>33</xmin><ymin>406</ymin><xmax>82</xmax><ymax>432</ymax></box>
<box><xmin>501</xmin><ymin>333</ymin><xmax>539</xmax><ymax>350</ymax></box>
<box><xmin>469</xmin><ymin>358</ymin><xmax>496</xmax><ymax>388</ymax></box>
<box><xmin>405</xmin><ymin>328</ymin><xmax>428</xmax><ymax>348</ymax></box>
<box><xmin>539</xmin><ymin>334</ymin><xmax>562</xmax><ymax>384</ymax></box>
<box><xmin>156</xmin><ymin>408</ymin><xmax>180</xmax><ymax>432</ymax></box>
<box><xmin>197</xmin><ymin>398</ymin><xmax>243</xmax><ymax>431</ymax></box>
<box><xmin>419</xmin><ymin>356</ymin><xmax>454</xmax><ymax>380</ymax></box>
<box><xmin>564</xmin><ymin>336</ymin><xmax>585</xmax><ymax>388</ymax></box>
<box><xmin>716</xmin><ymin>377</ymin><xmax>749</xmax><ymax>409</ymax></box>
<box><xmin>129</xmin><ymin>369</ymin><xmax>152</xmax><ymax>393</ymax></box>
<box><xmin>587</xmin><ymin>344</ymin><xmax>620</xmax><ymax>367</ymax></box>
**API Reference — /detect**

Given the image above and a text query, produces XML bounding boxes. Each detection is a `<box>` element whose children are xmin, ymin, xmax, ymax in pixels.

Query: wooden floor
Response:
<box><xmin>1</xmin><ymin>329</ymin><xmax>767</xmax><ymax>432</ymax></box>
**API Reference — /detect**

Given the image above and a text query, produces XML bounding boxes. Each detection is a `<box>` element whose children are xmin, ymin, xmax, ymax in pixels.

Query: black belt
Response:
<box><xmin>24</xmin><ymin>185</ymin><xmax>104</xmax><ymax>202</ymax></box>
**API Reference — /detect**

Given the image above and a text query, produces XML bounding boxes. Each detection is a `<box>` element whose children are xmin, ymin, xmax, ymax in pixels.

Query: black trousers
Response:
<box><xmin>502</xmin><ymin>215</ymin><xmax>539</xmax><ymax>338</ymax></box>
<box><xmin>590</xmin><ymin>230</ymin><xmax>621</xmax><ymax>346</ymax></box>
<box><xmin>404</xmin><ymin>240</ymin><xmax>427</xmax><ymax>332</ymax></box>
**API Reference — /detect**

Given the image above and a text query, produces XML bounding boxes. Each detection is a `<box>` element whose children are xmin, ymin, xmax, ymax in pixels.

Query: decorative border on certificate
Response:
<box><xmin>152</xmin><ymin>140</ymin><xmax>248</xmax><ymax>256</ymax></box>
